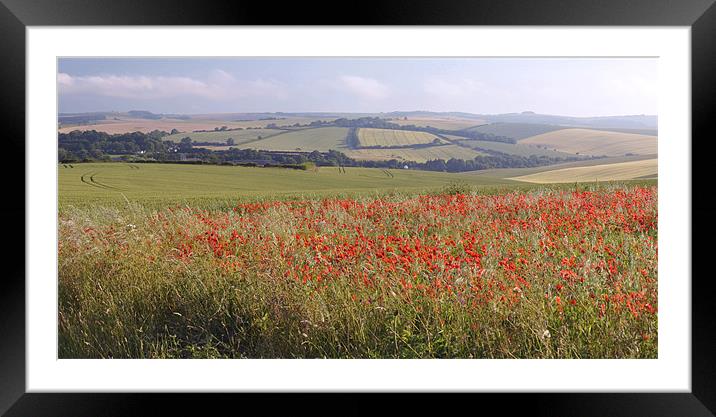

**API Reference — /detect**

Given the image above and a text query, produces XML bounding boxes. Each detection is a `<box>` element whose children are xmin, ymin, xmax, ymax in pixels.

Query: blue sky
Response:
<box><xmin>58</xmin><ymin>58</ymin><xmax>657</xmax><ymax>117</ymax></box>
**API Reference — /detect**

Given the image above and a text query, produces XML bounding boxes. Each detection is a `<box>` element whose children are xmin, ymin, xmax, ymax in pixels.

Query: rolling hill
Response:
<box><xmin>508</xmin><ymin>158</ymin><xmax>657</xmax><ymax>183</ymax></box>
<box><xmin>389</xmin><ymin>117</ymin><xmax>486</xmax><ymax>130</ymax></box>
<box><xmin>164</xmin><ymin>128</ymin><xmax>284</xmax><ymax>144</ymax></box>
<box><xmin>462</xmin><ymin>123</ymin><xmax>567</xmax><ymax>140</ymax></box>
<box><xmin>450</xmin><ymin>137</ymin><xmax>578</xmax><ymax>158</ymax></box>
<box><xmin>519</xmin><ymin>128</ymin><xmax>657</xmax><ymax>157</ymax></box>
<box><xmin>479</xmin><ymin>112</ymin><xmax>657</xmax><ymax>130</ymax></box>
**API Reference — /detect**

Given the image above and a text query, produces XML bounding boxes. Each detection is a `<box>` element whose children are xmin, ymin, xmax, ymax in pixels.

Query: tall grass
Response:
<box><xmin>59</xmin><ymin>184</ymin><xmax>657</xmax><ymax>358</ymax></box>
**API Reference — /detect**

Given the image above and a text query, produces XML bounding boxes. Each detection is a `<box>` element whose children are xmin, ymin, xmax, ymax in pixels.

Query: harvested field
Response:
<box><xmin>519</xmin><ymin>128</ymin><xmax>657</xmax><ymax>157</ymax></box>
<box><xmin>510</xmin><ymin>158</ymin><xmax>657</xmax><ymax>183</ymax></box>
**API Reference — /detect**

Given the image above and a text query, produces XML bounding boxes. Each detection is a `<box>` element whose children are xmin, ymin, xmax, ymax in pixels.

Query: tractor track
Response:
<box><xmin>80</xmin><ymin>172</ymin><xmax>123</xmax><ymax>191</ymax></box>
<box><xmin>80</xmin><ymin>172</ymin><xmax>101</xmax><ymax>189</ymax></box>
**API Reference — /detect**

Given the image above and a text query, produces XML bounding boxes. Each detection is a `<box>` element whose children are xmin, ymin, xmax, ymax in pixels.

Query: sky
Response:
<box><xmin>57</xmin><ymin>58</ymin><xmax>657</xmax><ymax>117</ymax></box>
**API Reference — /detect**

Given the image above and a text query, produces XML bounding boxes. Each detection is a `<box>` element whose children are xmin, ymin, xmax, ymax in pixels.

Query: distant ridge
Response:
<box><xmin>479</xmin><ymin>112</ymin><xmax>657</xmax><ymax>130</ymax></box>
<box><xmin>59</xmin><ymin>110</ymin><xmax>658</xmax><ymax>131</ymax></box>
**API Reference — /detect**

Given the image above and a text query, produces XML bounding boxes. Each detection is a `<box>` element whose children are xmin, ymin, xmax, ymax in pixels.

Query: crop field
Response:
<box><xmin>390</xmin><ymin>117</ymin><xmax>487</xmax><ymax>130</ymax></box>
<box><xmin>242</xmin><ymin>127</ymin><xmax>350</xmax><ymax>152</ymax></box>
<box><xmin>58</xmin><ymin>118</ymin><xmax>267</xmax><ymax>134</ymax></box>
<box><xmin>448</xmin><ymin>137</ymin><xmax>578</xmax><ymax>158</ymax></box>
<box><xmin>584</xmin><ymin>127</ymin><xmax>658</xmax><ymax>136</ymax></box>
<box><xmin>58</xmin><ymin>163</ymin><xmax>519</xmax><ymax>208</ymax></box>
<box><xmin>357</xmin><ymin>128</ymin><xmax>445</xmax><ymax>147</ymax></box>
<box><xmin>59</xmin><ymin>183</ymin><xmax>657</xmax><ymax>358</ymax></box>
<box><xmin>344</xmin><ymin>145</ymin><xmax>486</xmax><ymax>163</ymax></box>
<box><xmin>461</xmin><ymin>155</ymin><xmax>654</xmax><ymax>180</ymax></box>
<box><xmin>463</xmin><ymin>123</ymin><xmax>567</xmax><ymax>140</ymax></box>
<box><xmin>58</xmin><ymin>116</ymin><xmax>329</xmax><ymax>134</ymax></box>
<box><xmin>509</xmin><ymin>158</ymin><xmax>657</xmax><ymax>184</ymax></box>
<box><xmin>163</xmin><ymin>128</ymin><xmax>284</xmax><ymax>144</ymax></box>
<box><xmin>519</xmin><ymin>128</ymin><xmax>658</xmax><ymax>157</ymax></box>
<box><xmin>188</xmin><ymin>115</ymin><xmax>328</xmax><ymax>126</ymax></box>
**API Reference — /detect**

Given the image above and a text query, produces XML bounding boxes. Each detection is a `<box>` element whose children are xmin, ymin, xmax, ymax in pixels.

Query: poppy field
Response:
<box><xmin>58</xmin><ymin>183</ymin><xmax>657</xmax><ymax>358</ymax></box>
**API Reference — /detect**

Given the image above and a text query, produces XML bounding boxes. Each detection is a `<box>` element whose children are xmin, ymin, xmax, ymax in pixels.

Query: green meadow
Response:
<box><xmin>58</xmin><ymin>162</ymin><xmax>521</xmax><ymax>209</ymax></box>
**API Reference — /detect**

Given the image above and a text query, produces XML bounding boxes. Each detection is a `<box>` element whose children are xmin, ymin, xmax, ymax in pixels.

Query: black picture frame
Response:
<box><xmin>2</xmin><ymin>0</ymin><xmax>714</xmax><ymax>415</ymax></box>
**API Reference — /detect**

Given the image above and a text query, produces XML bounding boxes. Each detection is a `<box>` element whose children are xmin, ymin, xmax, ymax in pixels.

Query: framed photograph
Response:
<box><xmin>3</xmin><ymin>0</ymin><xmax>714</xmax><ymax>415</ymax></box>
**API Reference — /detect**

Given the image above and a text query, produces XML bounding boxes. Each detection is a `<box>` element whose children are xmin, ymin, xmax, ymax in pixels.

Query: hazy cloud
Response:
<box><xmin>338</xmin><ymin>75</ymin><xmax>390</xmax><ymax>100</ymax></box>
<box><xmin>57</xmin><ymin>70</ymin><xmax>288</xmax><ymax>101</ymax></box>
<box><xmin>57</xmin><ymin>58</ymin><xmax>658</xmax><ymax>116</ymax></box>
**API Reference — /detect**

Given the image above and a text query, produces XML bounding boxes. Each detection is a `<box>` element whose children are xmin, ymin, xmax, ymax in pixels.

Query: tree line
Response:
<box><xmin>59</xmin><ymin>129</ymin><xmax>588</xmax><ymax>173</ymax></box>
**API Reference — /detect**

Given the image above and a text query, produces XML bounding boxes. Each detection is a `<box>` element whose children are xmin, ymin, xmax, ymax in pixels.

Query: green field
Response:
<box><xmin>242</xmin><ymin>127</ymin><xmax>349</xmax><ymax>152</ymax></box>
<box><xmin>163</xmin><ymin>128</ymin><xmax>284</xmax><ymax>144</ymax></box>
<box><xmin>59</xmin><ymin>158</ymin><xmax>658</xmax><ymax>210</ymax></box>
<box><xmin>463</xmin><ymin>123</ymin><xmax>567</xmax><ymax>140</ymax></box>
<box><xmin>58</xmin><ymin>162</ymin><xmax>518</xmax><ymax>208</ymax></box>
<box><xmin>343</xmin><ymin>144</ymin><xmax>486</xmax><ymax>163</ymax></box>
<box><xmin>357</xmin><ymin>128</ymin><xmax>444</xmax><ymax>147</ymax></box>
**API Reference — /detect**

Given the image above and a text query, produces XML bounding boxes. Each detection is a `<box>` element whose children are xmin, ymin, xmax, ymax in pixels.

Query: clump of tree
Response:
<box><xmin>179</xmin><ymin>137</ymin><xmax>194</xmax><ymax>152</ymax></box>
<box><xmin>127</xmin><ymin>110</ymin><xmax>162</xmax><ymax>120</ymax></box>
<box><xmin>58</xmin><ymin>113</ymin><xmax>106</xmax><ymax>125</ymax></box>
<box><xmin>332</xmin><ymin>117</ymin><xmax>401</xmax><ymax>129</ymax></box>
<box><xmin>416</xmin><ymin>154</ymin><xmax>583</xmax><ymax>172</ymax></box>
<box><xmin>58</xmin><ymin>129</ymin><xmax>171</xmax><ymax>162</ymax></box>
<box><xmin>346</xmin><ymin>127</ymin><xmax>360</xmax><ymax>148</ymax></box>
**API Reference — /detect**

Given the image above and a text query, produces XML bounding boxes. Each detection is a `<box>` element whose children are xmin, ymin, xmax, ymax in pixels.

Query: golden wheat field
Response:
<box><xmin>509</xmin><ymin>158</ymin><xmax>657</xmax><ymax>183</ymax></box>
<box><xmin>519</xmin><ymin>128</ymin><xmax>657</xmax><ymax>157</ymax></box>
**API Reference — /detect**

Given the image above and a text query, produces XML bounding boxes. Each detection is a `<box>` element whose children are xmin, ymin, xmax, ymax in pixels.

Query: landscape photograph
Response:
<box><xmin>57</xmin><ymin>57</ymin><xmax>658</xmax><ymax>359</ymax></box>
